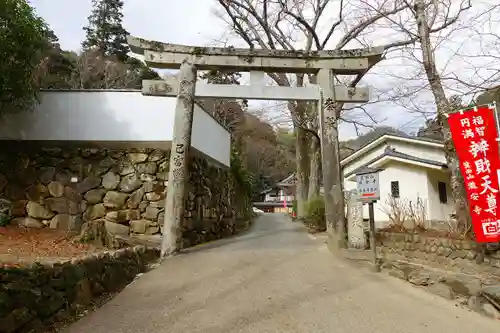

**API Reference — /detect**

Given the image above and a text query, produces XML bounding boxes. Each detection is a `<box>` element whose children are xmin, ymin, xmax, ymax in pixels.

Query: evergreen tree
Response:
<box><xmin>126</xmin><ymin>57</ymin><xmax>161</xmax><ymax>88</ymax></box>
<box><xmin>0</xmin><ymin>0</ymin><xmax>48</xmax><ymax>115</ymax></box>
<box><xmin>82</xmin><ymin>0</ymin><xmax>129</xmax><ymax>62</ymax></box>
<box><xmin>37</xmin><ymin>28</ymin><xmax>78</xmax><ymax>89</ymax></box>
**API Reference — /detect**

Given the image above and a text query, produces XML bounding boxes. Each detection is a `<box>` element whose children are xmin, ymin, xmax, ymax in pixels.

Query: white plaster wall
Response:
<box><xmin>191</xmin><ymin>103</ymin><xmax>231</xmax><ymax>167</ymax></box>
<box><xmin>264</xmin><ymin>193</ymin><xmax>273</xmax><ymax>202</ymax></box>
<box><xmin>426</xmin><ymin>169</ymin><xmax>454</xmax><ymax>222</ymax></box>
<box><xmin>265</xmin><ymin>192</ymin><xmax>294</xmax><ymax>202</ymax></box>
<box><xmin>391</xmin><ymin>141</ymin><xmax>445</xmax><ymax>164</ymax></box>
<box><xmin>0</xmin><ymin>91</ymin><xmax>230</xmax><ymax>166</ymax></box>
<box><xmin>278</xmin><ymin>189</ymin><xmax>295</xmax><ymax>202</ymax></box>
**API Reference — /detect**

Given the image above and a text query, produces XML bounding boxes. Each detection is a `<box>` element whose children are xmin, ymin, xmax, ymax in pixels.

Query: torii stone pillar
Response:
<box><xmin>161</xmin><ymin>60</ymin><xmax>197</xmax><ymax>257</ymax></box>
<box><xmin>317</xmin><ymin>68</ymin><xmax>349</xmax><ymax>247</ymax></box>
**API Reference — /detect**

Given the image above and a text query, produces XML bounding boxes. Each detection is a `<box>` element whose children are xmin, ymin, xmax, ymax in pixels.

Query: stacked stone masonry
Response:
<box><xmin>0</xmin><ymin>246</ymin><xmax>159</xmax><ymax>333</ymax></box>
<box><xmin>0</xmin><ymin>145</ymin><xmax>251</xmax><ymax>248</ymax></box>
<box><xmin>377</xmin><ymin>232</ymin><xmax>500</xmax><ymax>269</ymax></box>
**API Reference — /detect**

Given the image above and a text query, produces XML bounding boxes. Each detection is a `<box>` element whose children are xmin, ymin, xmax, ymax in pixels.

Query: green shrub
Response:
<box><xmin>305</xmin><ymin>196</ymin><xmax>326</xmax><ymax>231</ymax></box>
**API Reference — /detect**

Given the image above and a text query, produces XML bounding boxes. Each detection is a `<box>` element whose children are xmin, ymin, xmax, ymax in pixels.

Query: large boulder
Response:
<box><xmin>26</xmin><ymin>183</ymin><xmax>49</xmax><ymax>202</ymax></box>
<box><xmin>45</xmin><ymin>197</ymin><xmax>80</xmax><ymax>215</ymax></box>
<box><xmin>136</xmin><ymin>162</ymin><xmax>157</xmax><ymax>174</ymax></box>
<box><xmin>129</xmin><ymin>219</ymin><xmax>148</xmax><ymax>234</ymax></box>
<box><xmin>75</xmin><ymin>176</ymin><xmax>101</xmax><ymax>194</ymax></box>
<box><xmin>130</xmin><ymin>219</ymin><xmax>160</xmax><ymax>234</ymax></box>
<box><xmin>103</xmin><ymin>191</ymin><xmax>128</xmax><ymax>208</ymax></box>
<box><xmin>26</xmin><ymin>201</ymin><xmax>54</xmax><ymax>219</ymax></box>
<box><xmin>148</xmin><ymin>149</ymin><xmax>164</xmax><ymax>162</ymax></box>
<box><xmin>47</xmin><ymin>181</ymin><xmax>65</xmax><ymax>197</ymax></box>
<box><xmin>127</xmin><ymin>153</ymin><xmax>148</xmax><ymax>163</ymax></box>
<box><xmin>39</xmin><ymin>166</ymin><xmax>56</xmax><ymax>184</ymax></box>
<box><xmin>119</xmin><ymin>160</ymin><xmax>135</xmax><ymax>175</ymax></box>
<box><xmin>143</xmin><ymin>206</ymin><xmax>160</xmax><ymax>221</ymax></box>
<box><xmin>105</xmin><ymin>209</ymin><xmax>140</xmax><ymax>223</ymax></box>
<box><xmin>105</xmin><ymin>221</ymin><xmax>130</xmax><ymax>236</ymax></box>
<box><xmin>145</xmin><ymin>192</ymin><xmax>164</xmax><ymax>201</ymax></box>
<box><xmin>102</xmin><ymin>171</ymin><xmax>120</xmax><ymax>190</ymax></box>
<box><xmin>127</xmin><ymin>187</ymin><xmax>145</xmax><ymax>209</ymax></box>
<box><xmin>119</xmin><ymin>174</ymin><xmax>142</xmax><ymax>193</ymax></box>
<box><xmin>84</xmin><ymin>203</ymin><xmax>106</xmax><ymax>220</ymax></box>
<box><xmin>84</xmin><ymin>189</ymin><xmax>107</xmax><ymax>204</ymax></box>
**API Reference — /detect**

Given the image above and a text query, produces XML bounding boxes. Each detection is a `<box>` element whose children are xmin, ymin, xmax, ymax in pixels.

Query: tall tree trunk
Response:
<box><xmin>295</xmin><ymin>127</ymin><xmax>310</xmax><ymax>218</ymax></box>
<box><xmin>308</xmin><ymin>138</ymin><xmax>321</xmax><ymax>200</ymax></box>
<box><xmin>415</xmin><ymin>1</ymin><xmax>470</xmax><ymax>231</ymax></box>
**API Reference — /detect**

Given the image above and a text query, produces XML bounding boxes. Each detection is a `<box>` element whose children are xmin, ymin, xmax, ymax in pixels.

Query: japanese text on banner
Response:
<box><xmin>447</xmin><ymin>105</ymin><xmax>500</xmax><ymax>242</ymax></box>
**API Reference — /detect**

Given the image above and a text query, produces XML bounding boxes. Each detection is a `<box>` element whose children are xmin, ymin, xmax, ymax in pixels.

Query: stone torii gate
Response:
<box><xmin>127</xmin><ymin>36</ymin><xmax>384</xmax><ymax>256</ymax></box>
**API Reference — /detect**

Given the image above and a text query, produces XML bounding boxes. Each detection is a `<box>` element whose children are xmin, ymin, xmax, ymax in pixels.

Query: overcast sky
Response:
<box><xmin>31</xmin><ymin>0</ymin><xmax>228</xmax><ymax>50</ymax></box>
<box><xmin>31</xmin><ymin>0</ymin><xmax>495</xmax><ymax>140</ymax></box>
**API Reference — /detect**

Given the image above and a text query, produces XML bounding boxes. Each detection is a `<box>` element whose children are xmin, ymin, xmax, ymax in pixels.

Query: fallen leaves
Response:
<box><xmin>0</xmin><ymin>226</ymin><xmax>98</xmax><ymax>264</ymax></box>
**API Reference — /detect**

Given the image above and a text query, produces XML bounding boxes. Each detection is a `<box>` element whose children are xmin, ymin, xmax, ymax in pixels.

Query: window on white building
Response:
<box><xmin>438</xmin><ymin>181</ymin><xmax>447</xmax><ymax>204</ymax></box>
<box><xmin>390</xmin><ymin>181</ymin><xmax>400</xmax><ymax>198</ymax></box>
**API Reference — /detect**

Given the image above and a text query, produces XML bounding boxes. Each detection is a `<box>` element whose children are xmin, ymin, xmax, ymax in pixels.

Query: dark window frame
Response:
<box><xmin>390</xmin><ymin>181</ymin><xmax>400</xmax><ymax>198</ymax></box>
<box><xmin>438</xmin><ymin>181</ymin><xmax>447</xmax><ymax>204</ymax></box>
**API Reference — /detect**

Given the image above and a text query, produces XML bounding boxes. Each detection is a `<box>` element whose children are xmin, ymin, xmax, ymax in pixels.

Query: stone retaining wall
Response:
<box><xmin>0</xmin><ymin>144</ymin><xmax>251</xmax><ymax>248</ymax></box>
<box><xmin>377</xmin><ymin>231</ymin><xmax>500</xmax><ymax>269</ymax></box>
<box><xmin>0</xmin><ymin>246</ymin><xmax>159</xmax><ymax>333</ymax></box>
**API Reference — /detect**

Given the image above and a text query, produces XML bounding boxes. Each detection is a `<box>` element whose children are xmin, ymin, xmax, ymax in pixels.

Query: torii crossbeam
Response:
<box><xmin>128</xmin><ymin>36</ymin><xmax>384</xmax><ymax>74</ymax></box>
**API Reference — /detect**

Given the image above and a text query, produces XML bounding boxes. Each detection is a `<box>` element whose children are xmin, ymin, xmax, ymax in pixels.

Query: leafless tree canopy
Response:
<box><xmin>68</xmin><ymin>50</ymin><xmax>140</xmax><ymax>89</ymax></box>
<box><xmin>371</xmin><ymin>1</ymin><xmax>500</xmax><ymax>117</ymax></box>
<box><xmin>215</xmin><ymin>0</ymin><xmax>484</xmax><ymax>130</ymax></box>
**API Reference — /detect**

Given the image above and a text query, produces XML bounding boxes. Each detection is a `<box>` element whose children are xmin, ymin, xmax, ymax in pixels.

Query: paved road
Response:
<box><xmin>67</xmin><ymin>213</ymin><xmax>499</xmax><ymax>332</ymax></box>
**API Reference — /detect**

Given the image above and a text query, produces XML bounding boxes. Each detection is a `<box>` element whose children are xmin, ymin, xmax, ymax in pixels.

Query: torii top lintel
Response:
<box><xmin>127</xmin><ymin>35</ymin><xmax>384</xmax><ymax>75</ymax></box>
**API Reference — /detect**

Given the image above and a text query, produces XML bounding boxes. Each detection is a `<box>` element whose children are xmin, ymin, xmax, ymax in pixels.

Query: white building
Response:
<box><xmin>341</xmin><ymin>133</ymin><xmax>452</xmax><ymax>227</ymax></box>
<box><xmin>261</xmin><ymin>188</ymin><xmax>295</xmax><ymax>203</ymax></box>
<box><xmin>255</xmin><ymin>175</ymin><xmax>295</xmax><ymax>213</ymax></box>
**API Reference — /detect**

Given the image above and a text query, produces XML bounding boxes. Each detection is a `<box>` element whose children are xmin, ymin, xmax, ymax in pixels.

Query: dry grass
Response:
<box><xmin>379</xmin><ymin>195</ymin><xmax>473</xmax><ymax>240</ymax></box>
<box><xmin>380</xmin><ymin>195</ymin><xmax>427</xmax><ymax>231</ymax></box>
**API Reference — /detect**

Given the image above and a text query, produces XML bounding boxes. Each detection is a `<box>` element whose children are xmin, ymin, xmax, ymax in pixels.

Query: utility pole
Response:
<box><xmin>127</xmin><ymin>36</ymin><xmax>381</xmax><ymax>254</ymax></box>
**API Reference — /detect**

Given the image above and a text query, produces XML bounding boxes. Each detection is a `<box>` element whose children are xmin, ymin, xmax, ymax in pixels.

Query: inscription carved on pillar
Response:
<box><xmin>345</xmin><ymin>189</ymin><xmax>366</xmax><ymax>249</ymax></box>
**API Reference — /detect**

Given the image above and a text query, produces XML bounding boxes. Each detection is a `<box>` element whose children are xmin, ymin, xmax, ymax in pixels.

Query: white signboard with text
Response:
<box><xmin>355</xmin><ymin>171</ymin><xmax>380</xmax><ymax>203</ymax></box>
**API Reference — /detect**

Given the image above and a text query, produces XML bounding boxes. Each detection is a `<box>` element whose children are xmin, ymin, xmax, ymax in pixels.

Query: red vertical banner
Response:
<box><xmin>447</xmin><ymin>105</ymin><xmax>500</xmax><ymax>242</ymax></box>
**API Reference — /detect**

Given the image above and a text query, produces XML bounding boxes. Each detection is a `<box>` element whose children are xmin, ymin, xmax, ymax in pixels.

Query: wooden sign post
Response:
<box><xmin>355</xmin><ymin>167</ymin><xmax>383</xmax><ymax>272</ymax></box>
